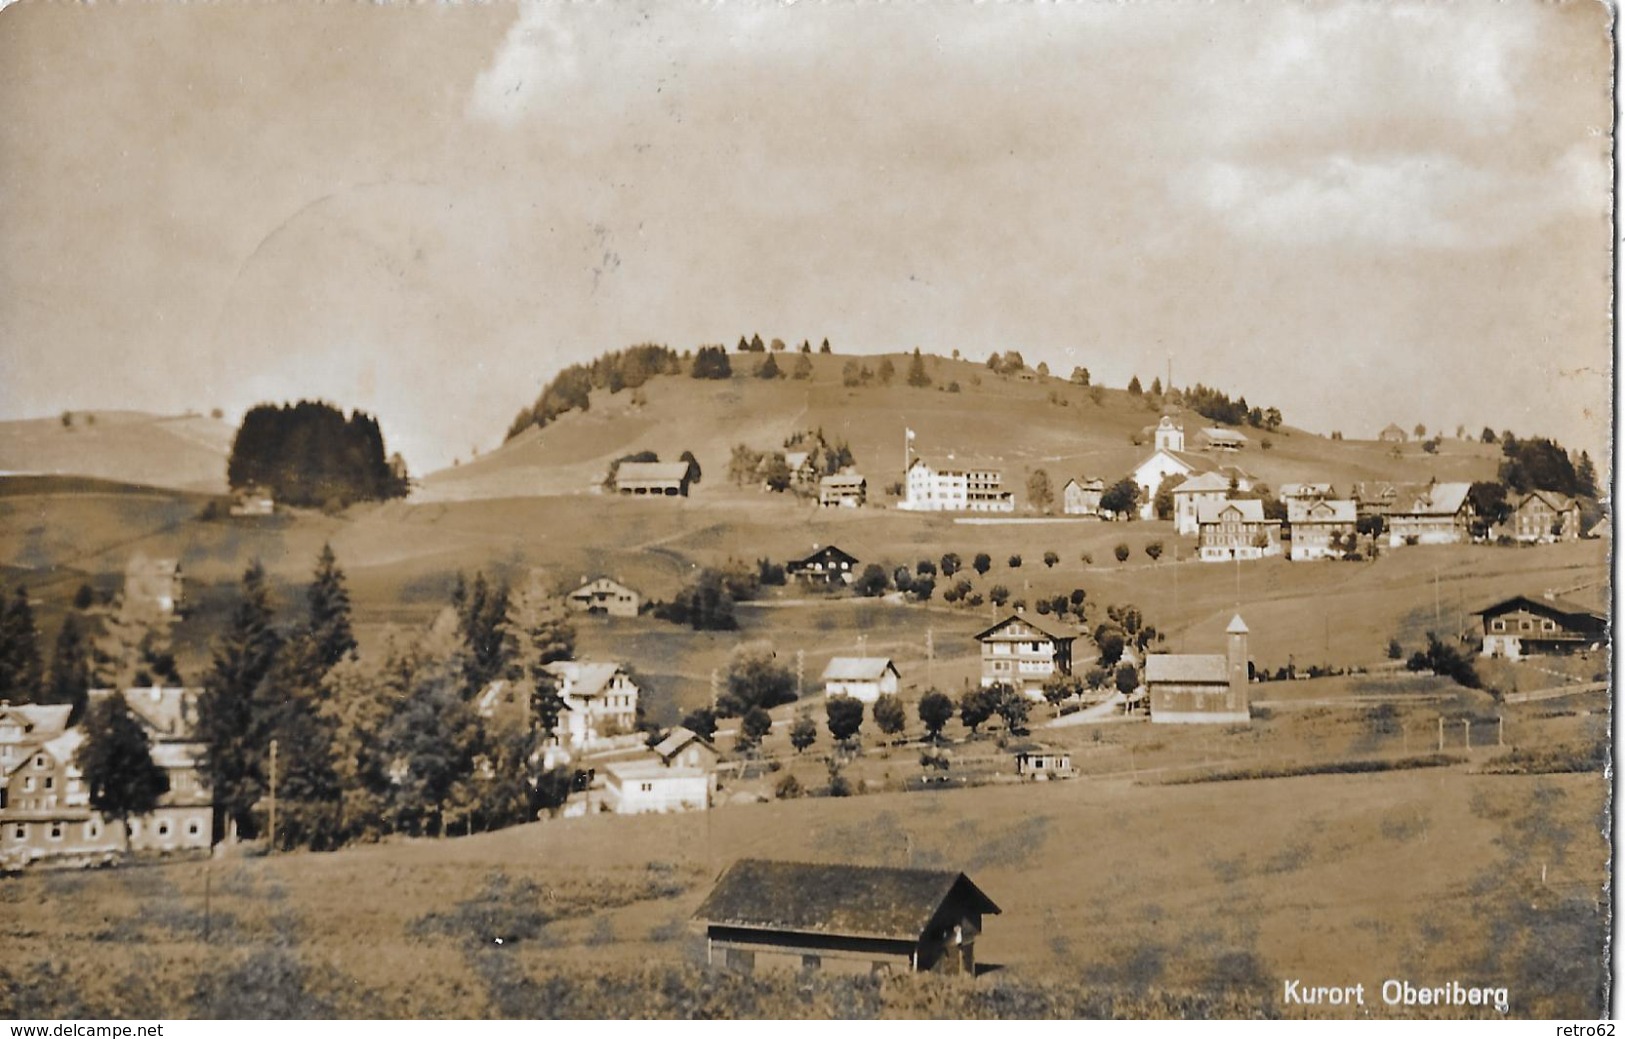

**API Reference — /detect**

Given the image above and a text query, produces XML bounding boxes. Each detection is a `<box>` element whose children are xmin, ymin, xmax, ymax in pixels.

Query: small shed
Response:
<box><xmin>820</xmin><ymin>657</ymin><xmax>901</xmax><ymax>703</ymax></box>
<box><xmin>694</xmin><ymin>859</ymin><xmax>1000</xmax><ymax>976</ymax></box>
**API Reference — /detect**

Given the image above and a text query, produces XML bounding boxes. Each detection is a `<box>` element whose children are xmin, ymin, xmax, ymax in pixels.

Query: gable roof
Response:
<box><xmin>1516</xmin><ymin>489</ymin><xmax>1578</xmax><ymax>512</ymax></box>
<box><xmin>1286</xmin><ymin>498</ymin><xmax>1357</xmax><ymax>524</ymax></box>
<box><xmin>788</xmin><ymin>544</ymin><xmax>859</xmax><ymax>567</ymax></box>
<box><xmin>1470</xmin><ymin>594</ymin><xmax>1606</xmax><ymax>622</ymax></box>
<box><xmin>0</xmin><ymin>703</ymin><xmax>72</xmax><ymax>738</ymax></box>
<box><xmin>820</xmin><ymin>473</ymin><xmax>866</xmax><ymax>489</ymax></box>
<box><xmin>1145</xmin><ymin>653</ymin><xmax>1229</xmax><ymax>684</ymax></box>
<box><xmin>88</xmin><ymin>687</ymin><xmax>199</xmax><ymax>740</ymax></box>
<box><xmin>1197</xmin><ymin>498</ymin><xmax>1266</xmax><ymax>524</ymax></box>
<box><xmin>1280</xmin><ymin>482</ymin><xmax>1335</xmax><ymax>499</ymax></box>
<box><xmin>693</xmin><ymin>859</ymin><xmax>1000</xmax><ymax>942</ymax></box>
<box><xmin>1199</xmin><ymin>427</ymin><xmax>1248</xmax><ymax>445</ymax></box>
<box><xmin>820</xmin><ymin>657</ymin><xmax>899</xmax><ymax>682</ymax></box>
<box><xmin>651</xmin><ymin>726</ymin><xmax>717</xmax><ymax>762</ymax></box>
<box><xmin>1171</xmin><ymin>472</ymin><xmax>1232</xmax><ymax>495</ymax></box>
<box><xmin>570</xmin><ymin>576</ymin><xmax>639</xmax><ymax>596</ymax></box>
<box><xmin>973</xmin><ymin>612</ymin><xmax>1077</xmax><ymax>643</ymax></box>
<box><xmin>1393</xmin><ymin>482</ymin><xmax>1471</xmax><ymax>517</ymax></box>
<box><xmin>1064</xmin><ymin>477</ymin><xmax>1104</xmax><ymax>491</ymax></box>
<box><xmin>542</xmin><ymin>661</ymin><xmax>628</xmax><ymax>699</ymax></box>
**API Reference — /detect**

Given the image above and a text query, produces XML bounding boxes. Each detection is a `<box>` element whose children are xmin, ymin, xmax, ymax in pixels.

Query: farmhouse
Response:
<box><xmin>1146</xmin><ymin>614</ymin><xmax>1252</xmax><ymax>724</ymax></box>
<box><xmin>974</xmin><ymin>611</ymin><xmax>1076</xmax><ymax>696</ymax></box>
<box><xmin>1387</xmin><ymin>482</ymin><xmax>1473</xmax><ymax>547</ymax></box>
<box><xmin>613</xmin><ymin>461</ymin><xmax>693</xmax><ymax>497</ymax></box>
<box><xmin>783</xmin><ymin>451</ymin><xmax>818</xmax><ymax>489</ymax></box>
<box><xmin>1473</xmin><ymin>594</ymin><xmax>1606</xmax><ymax>660</ymax></box>
<box><xmin>1170</xmin><ymin>472</ymin><xmax>1233</xmax><ymax>536</ymax></box>
<box><xmin>787</xmin><ymin>545</ymin><xmax>860</xmax><ymax>585</ymax></box>
<box><xmin>694</xmin><ymin>859</ymin><xmax>1000</xmax><ymax>976</ymax></box>
<box><xmin>818</xmin><ymin>473</ymin><xmax>867</xmax><ymax>509</ymax></box>
<box><xmin>540</xmin><ymin>661</ymin><xmax>641</xmax><ymax>750</ymax></box>
<box><xmin>650</xmin><ymin>726</ymin><xmax>723</xmax><ymax>771</ymax></box>
<box><xmin>1506</xmin><ymin>490</ymin><xmax>1581</xmax><ymax>543</ymax></box>
<box><xmin>1197</xmin><ymin>427</ymin><xmax>1248</xmax><ymax>452</ymax></box>
<box><xmin>901</xmin><ymin>456</ymin><xmax>1015</xmax><ymax>513</ymax></box>
<box><xmin>567</xmin><ymin>576</ymin><xmax>642</xmax><ymax>618</ymax></box>
<box><xmin>1286</xmin><ymin>498</ymin><xmax>1358</xmax><ymax>561</ymax></box>
<box><xmin>1062</xmin><ymin>477</ymin><xmax>1105</xmax><ymax>517</ymax></box>
<box><xmin>1196</xmin><ymin>499</ymin><xmax>1281</xmax><ymax>561</ymax></box>
<box><xmin>1279</xmin><ymin>482</ymin><xmax>1336</xmax><ymax>504</ymax></box>
<box><xmin>124</xmin><ymin>552</ymin><xmax>185</xmax><ymax>616</ymax></box>
<box><xmin>1379</xmin><ymin>423</ymin><xmax>1409</xmax><ymax>443</ymax></box>
<box><xmin>820</xmin><ymin>657</ymin><xmax>901</xmax><ymax>703</ymax></box>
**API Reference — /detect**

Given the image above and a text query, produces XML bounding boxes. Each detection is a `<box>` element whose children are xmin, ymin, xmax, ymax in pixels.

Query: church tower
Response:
<box><xmin>1154</xmin><ymin>415</ymin><xmax>1184</xmax><ymax>453</ymax></box>
<box><xmin>1227</xmin><ymin>613</ymin><xmax>1250</xmax><ymax>713</ymax></box>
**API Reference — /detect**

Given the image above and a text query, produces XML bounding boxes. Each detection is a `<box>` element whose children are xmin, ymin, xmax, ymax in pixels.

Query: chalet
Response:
<box><xmin>783</xmin><ymin>451</ymin><xmax>818</xmax><ymax>489</ymax></box>
<box><xmin>1127</xmin><ymin>418</ymin><xmax>1221</xmax><ymax>520</ymax></box>
<box><xmin>1473</xmin><ymin>594</ymin><xmax>1606</xmax><ymax>660</ymax></box>
<box><xmin>124</xmin><ymin>552</ymin><xmax>184</xmax><ymax>616</ymax></box>
<box><xmin>901</xmin><ymin>456</ymin><xmax>1014</xmax><ymax>513</ymax></box>
<box><xmin>974</xmin><ymin>611</ymin><xmax>1076</xmax><ymax>696</ymax></box>
<box><xmin>650</xmin><ymin>726</ymin><xmax>723</xmax><ymax>771</ymax></box>
<box><xmin>1286</xmin><ymin>498</ymin><xmax>1358</xmax><ymax>561</ymax></box>
<box><xmin>3</xmin><ymin>689</ymin><xmax>212</xmax><ymax>867</ymax></box>
<box><xmin>820</xmin><ymin>658</ymin><xmax>901</xmax><ymax>703</ymax></box>
<box><xmin>228</xmin><ymin>485</ymin><xmax>275</xmax><ymax>517</ymax></box>
<box><xmin>1197</xmin><ymin>427</ymin><xmax>1248</xmax><ymax>452</ymax></box>
<box><xmin>540</xmin><ymin>661</ymin><xmax>641</xmax><ymax>750</ymax></box>
<box><xmin>1506</xmin><ymin>490</ymin><xmax>1581</xmax><ymax>543</ymax></box>
<box><xmin>1196</xmin><ymin>499</ymin><xmax>1281</xmax><ymax>561</ymax></box>
<box><xmin>613</xmin><ymin>461</ymin><xmax>693</xmax><ymax>497</ymax></box>
<box><xmin>1146</xmin><ymin>614</ymin><xmax>1252</xmax><ymax>724</ymax></box>
<box><xmin>1062</xmin><ymin>477</ymin><xmax>1105</xmax><ymax>517</ymax></box>
<box><xmin>1387</xmin><ymin>482</ymin><xmax>1473</xmax><ymax>547</ymax></box>
<box><xmin>818</xmin><ymin>473</ymin><xmax>867</xmax><ymax>509</ymax></box>
<box><xmin>1170</xmin><ymin>472</ymin><xmax>1233</xmax><ymax>536</ymax></box>
<box><xmin>787</xmin><ymin>545</ymin><xmax>860</xmax><ymax>585</ymax></box>
<box><xmin>1279</xmin><ymin>482</ymin><xmax>1336</xmax><ymax>504</ymax></box>
<box><xmin>567</xmin><ymin>577</ymin><xmax>642</xmax><ymax>618</ymax></box>
<box><xmin>1379</xmin><ymin>423</ymin><xmax>1409</xmax><ymax>443</ymax></box>
<box><xmin>694</xmin><ymin>859</ymin><xmax>1000</xmax><ymax>976</ymax></box>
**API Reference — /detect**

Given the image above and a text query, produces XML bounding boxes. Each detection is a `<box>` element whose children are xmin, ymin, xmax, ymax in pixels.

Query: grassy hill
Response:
<box><xmin>0</xmin><ymin>411</ymin><xmax>232</xmax><ymax>494</ymax></box>
<box><xmin>418</xmin><ymin>353</ymin><xmax>1502</xmax><ymax>503</ymax></box>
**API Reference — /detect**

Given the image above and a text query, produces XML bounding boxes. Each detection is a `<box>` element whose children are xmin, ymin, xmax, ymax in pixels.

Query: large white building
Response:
<box><xmin>540</xmin><ymin>661</ymin><xmax>641</xmax><ymax>751</ymax></box>
<box><xmin>902</xmin><ymin>456</ymin><xmax>1014</xmax><ymax>513</ymax></box>
<box><xmin>601</xmin><ymin>758</ymin><xmax>712</xmax><ymax>815</ymax></box>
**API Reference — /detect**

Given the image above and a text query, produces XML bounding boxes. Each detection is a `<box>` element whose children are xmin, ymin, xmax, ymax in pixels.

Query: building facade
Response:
<box><xmin>541</xmin><ymin>661</ymin><xmax>641</xmax><ymax>750</ymax></box>
<box><xmin>613</xmin><ymin>461</ymin><xmax>693</xmax><ymax>497</ymax></box>
<box><xmin>820</xmin><ymin>658</ymin><xmax>901</xmax><ymax>703</ymax></box>
<box><xmin>1062</xmin><ymin>477</ymin><xmax>1105</xmax><ymax>517</ymax></box>
<box><xmin>1170</xmin><ymin>472</ymin><xmax>1233</xmax><ymax>536</ymax></box>
<box><xmin>818</xmin><ymin>473</ymin><xmax>867</xmax><ymax>508</ymax></box>
<box><xmin>1387</xmin><ymin>483</ymin><xmax>1473</xmax><ymax>546</ymax></box>
<box><xmin>566</xmin><ymin>577</ymin><xmax>642</xmax><ymax>618</ymax></box>
<box><xmin>1146</xmin><ymin>614</ymin><xmax>1252</xmax><ymax>724</ymax></box>
<box><xmin>973</xmin><ymin>612</ymin><xmax>1076</xmax><ymax>696</ymax></box>
<box><xmin>902</xmin><ymin>457</ymin><xmax>1014</xmax><ymax>513</ymax></box>
<box><xmin>787</xmin><ymin>545</ymin><xmax>860</xmax><ymax>585</ymax></box>
<box><xmin>1286</xmin><ymin>498</ymin><xmax>1358</xmax><ymax>561</ymax></box>
<box><xmin>1506</xmin><ymin>491</ymin><xmax>1581</xmax><ymax>543</ymax></box>
<box><xmin>1474</xmin><ymin>594</ymin><xmax>1606</xmax><ymax>660</ymax></box>
<box><xmin>1196</xmin><ymin>500</ymin><xmax>1282</xmax><ymax>561</ymax></box>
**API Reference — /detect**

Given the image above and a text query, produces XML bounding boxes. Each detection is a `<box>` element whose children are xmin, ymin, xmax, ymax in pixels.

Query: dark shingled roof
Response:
<box><xmin>693</xmin><ymin>859</ymin><xmax>1000</xmax><ymax>942</ymax></box>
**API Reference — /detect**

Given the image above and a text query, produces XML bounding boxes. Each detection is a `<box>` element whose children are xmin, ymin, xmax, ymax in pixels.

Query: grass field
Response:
<box><xmin>0</xmin><ymin>760</ymin><xmax>1606</xmax><ymax>1018</ymax></box>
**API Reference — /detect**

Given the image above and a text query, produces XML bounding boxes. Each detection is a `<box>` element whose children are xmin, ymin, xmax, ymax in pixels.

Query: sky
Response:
<box><xmin>0</xmin><ymin>0</ymin><xmax>1612</xmax><ymax>475</ymax></box>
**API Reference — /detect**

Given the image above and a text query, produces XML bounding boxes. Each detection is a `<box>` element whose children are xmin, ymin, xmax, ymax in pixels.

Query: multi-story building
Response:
<box><xmin>540</xmin><ymin>661</ymin><xmax>641</xmax><ymax>750</ymax></box>
<box><xmin>973</xmin><ymin>611</ymin><xmax>1077</xmax><ymax>697</ymax></box>
<box><xmin>1506</xmin><ymin>490</ymin><xmax>1581</xmax><ymax>543</ymax></box>
<box><xmin>1196</xmin><ymin>500</ymin><xmax>1282</xmax><ymax>561</ymax></box>
<box><xmin>1387</xmin><ymin>482</ymin><xmax>1474</xmax><ymax>546</ymax></box>
<box><xmin>1286</xmin><ymin>498</ymin><xmax>1358</xmax><ymax>560</ymax></box>
<box><xmin>1062</xmin><ymin>477</ymin><xmax>1105</xmax><ymax>517</ymax></box>
<box><xmin>902</xmin><ymin>456</ymin><xmax>1014</xmax><ymax>513</ymax></box>
<box><xmin>1474</xmin><ymin>594</ymin><xmax>1606</xmax><ymax>660</ymax></box>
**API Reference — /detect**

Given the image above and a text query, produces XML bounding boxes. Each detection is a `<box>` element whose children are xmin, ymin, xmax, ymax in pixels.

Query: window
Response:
<box><xmin>1491</xmin><ymin>619</ymin><xmax>1506</xmax><ymax>632</ymax></box>
<box><xmin>33</xmin><ymin>754</ymin><xmax>47</xmax><ymax>769</ymax></box>
<box><xmin>640</xmin><ymin>782</ymin><xmax>653</xmax><ymax>793</ymax></box>
<box><xmin>48</xmin><ymin>822</ymin><xmax>62</xmax><ymax>841</ymax></box>
<box><xmin>1542</xmin><ymin>619</ymin><xmax>1557</xmax><ymax>632</ymax></box>
<box><xmin>84</xmin><ymin>821</ymin><xmax>100</xmax><ymax>840</ymax></box>
<box><xmin>12</xmin><ymin>823</ymin><xmax>26</xmax><ymax>841</ymax></box>
<box><xmin>43</xmin><ymin>776</ymin><xmax>54</xmax><ymax>790</ymax></box>
<box><xmin>188</xmin><ymin>820</ymin><xmax>201</xmax><ymax>836</ymax></box>
<box><xmin>23</xmin><ymin>776</ymin><xmax>34</xmax><ymax>792</ymax></box>
<box><xmin>157</xmin><ymin>821</ymin><xmax>171</xmax><ymax>837</ymax></box>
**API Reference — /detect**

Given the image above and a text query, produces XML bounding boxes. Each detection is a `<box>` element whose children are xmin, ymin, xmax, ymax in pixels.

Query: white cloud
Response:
<box><xmin>467</xmin><ymin>3</ymin><xmax>576</xmax><ymax>124</ymax></box>
<box><xmin>1188</xmin><ymin>143</ymin><xmax>1607</xmax><ymax>250</ymax></box>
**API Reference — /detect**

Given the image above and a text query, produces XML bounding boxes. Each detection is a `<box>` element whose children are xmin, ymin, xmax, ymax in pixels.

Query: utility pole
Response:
<box><xmin>710</xmin><ymin>668</ymin><xmax>719</xmax><ymax>711</ymax></box>
<box><xmin>1462</xmin><ymin>719</ymin><xmax>1470</xmax><ymax>751</ymax></box>
<box><xmin>268</xmin><ymin>738</ymin><xmax>278</xmax><ymax>856</ymax></box>
<box><xmin>925</xmin><ymin>628</ymin><xmax>934</xmax><ymax>685</ymax></box>
<box><xmin>1498</xmin><ymin>714</ymin><xmax>1504</xmax><ymax>748</ymax></box>
<box><xmin>795</xmin><ymin>649</ymin><xmax>805</xmax><ymax>700</ymax></box>
<box><xmin>1437</xmin><ymin>716</ymin><xmax>1444</xmax><ymax>753</ymax></box>
<box><xmin>1434</xmin><ymin>568</ymin><xmax>1441</xmax><ymax>629</ymax></box>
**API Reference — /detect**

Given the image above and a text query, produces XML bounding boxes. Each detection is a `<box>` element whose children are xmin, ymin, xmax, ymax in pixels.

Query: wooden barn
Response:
<box><xmin>1473</xmin><ymin>594</ymin><xmax>1607</xmax><ymax>660</ymax></box>
<box><xmin>1146</xmin><ymin>614</ymin><xmax>1252</xmax><ymax>724</ymax></box>
<box><xmin>694</xmin><ymin>859</ymin><xmax>1000</xmax><ymax>976</ymax></box>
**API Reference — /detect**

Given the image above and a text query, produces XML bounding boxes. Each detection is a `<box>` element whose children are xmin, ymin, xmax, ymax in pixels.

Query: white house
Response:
<box><xmin>1127</xmin><ymin>417</ymin><xmax>1221</xmax><ymax>520</ymax></box>
<box><xmin>1196</xmin><ymin>499</ymin><xmax>1282</xmax><ymax>561</ymax></box>
<box><xmin>1062</xmin><ymin>477</ymin><xmax>1105</xmax><ymax>517</ymax></box>
<box><xmin>540</xmin><ymin>661</ymin><xmax>641</xmax><ymax>750</ymax></box>
<box><xmin>820</xmin><ymin>657</ymin><xmax>901</xmax><ymax>703</ymax></box>
<box><xmin>1170</xmin><ymin>472</ymin><xmax>1233</xmax><ymax>536</ymax></box>
<box><xmin>1287</xmin><ymin>498</ymin><xmax>1358</xmax><ymax>560</ymax></box>
<box><xmin>902</xmin><ymin>456</ymin><xmax>1015</xmax><ymax>513</ymax></box>
<box><xmin>601</xmin><ymin>758</ymin><xmax>712</xmax><ymax>815</ymax></box>
<box><xmin>566</xmin><ymin>577</ymin><xmax>642</xmax><ymax>618</ymax></box>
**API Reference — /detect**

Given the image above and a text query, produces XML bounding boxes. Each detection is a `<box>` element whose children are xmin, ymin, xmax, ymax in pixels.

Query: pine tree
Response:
<box><xmin>74</xmin><ymin>692</ymin><xmax>167</xmax><ymax>851</ymax></box>
<box><xmin>307</xmin><ymin>544</ymin><xmax>357</xmax><ymax>672</ymax></box>
<box><xmin>1150</xmin><ymin>376</ymin><xmax>1162</xmax><ymax>396</ymax></box>
<box><xmin>819</xmin><ymin>338</ymin><xmax>832</xmax><ymax>354</ymax></box>
<box><xmin>45</xmin><ymin>613</ymin><xmax>92</xmax><ymax>716</ymax></box>
<box><xmin>0</xmin><ymin>586</ymin><xmax>43</xmax><ymax>702</ymax></box>
<box><xmin>318</xmin><ymin>649</ymin><xmax>396</xmax><ymax>843</ymax></box>
<box><xmin>1128</xmin><ymin>375</ymin><xmax>1143</xmax><ymax>395</ymax></box>
<box><xmin>457</xmin><ymin>572</ymin><xmax>512</xmax><ymax>699</ymax></box>
<box><xmin>383</xmin><ymin>609</ymin><xmax>482</xmax><ymax>837</ymax></box>
<box><xmin>906</xmin><ymin>348</ymin><xmax>931</xmax><ymax>388</ymax></box>
<box><xmin>93</xmin><ymin>596</ymin><xmax>177</xmax><ymax>691</ymax></box>
<box><xmin>197</xmin><ymin>561</ymin><xmax>283</xmax><ymax>839</ymax></box>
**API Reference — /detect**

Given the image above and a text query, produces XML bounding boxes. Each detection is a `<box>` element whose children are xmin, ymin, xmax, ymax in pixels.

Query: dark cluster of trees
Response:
<box><xmin>656</xmin><ymin>565</ymin><xmax>764</xmax><ymax>631</ymax></box>
<box><xmin>228</xmin><ymin>401</ymin><xmax>408</xmax><ymax>509</ymax></box>
<box><xmin>506</xmin><ymin>344</ymin><xmax>682</xmax><ymax>439</ymax></box>
<box><xmin>1</xmin><ymin>585</ymin><xmax>105</xmax><ymax>715</ymax></box>
<box><xmin>1180</xmin><ymin>383</ymin><xmax>1284</xmax><ymax>431</ymax></box>
<box><xmin>1497</xmin><ymin>435</ymin><xmax>1597</xmax><ymax>499</ymax></box>
<box><xmin>1405</xmin><ymin>633</ymin><xmax>1481</xmax><ymax>689</ymax></box>
<box><xmin>182</xmin><ymin>550</ymin><xmax>580</xmax><ymax>850</ymax></box>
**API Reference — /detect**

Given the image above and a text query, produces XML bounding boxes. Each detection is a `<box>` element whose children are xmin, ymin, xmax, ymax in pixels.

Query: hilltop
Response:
<box><xmin>0</xmin><ymin>410</ymin><xmax>233</xmax><ymax>494</ymax></box>
<box><xmin>418</xmin><ymin>351</ymin><xmax>1501</xmax><ymax>504</ymax></box>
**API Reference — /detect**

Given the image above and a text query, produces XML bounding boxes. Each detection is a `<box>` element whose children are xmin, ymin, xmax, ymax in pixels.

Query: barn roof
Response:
<box><xmin>693</xmin><ymin>859</ymin><xmax>1000</xmax><ymax>942</ymax></box>
<box><xmin>1200</xmin><ymin>427</ymin><xmax>1248</xmax><ymax>445</ymax></box>
<box><xmin>615</xmin><ymin>462</ymin><xmax>693</xmax><ymax>484</ymax></box>
<box><xmin>789</xmin><ymin>544</ymin><xmax>859</xmax><ymax>566</ymax></box>
<box><xmin>1196</xmin><ymin>498</ymin><xmax>1266</xmax><ymax>524</ymax></box>
<box><xmin>1393</xmin><ymin>482</ymin><xmax>1472</xmax><ymax>516</ymax></box>
<box><xmin>542</xmin><ymin>661</ymin><xmax>627</xmax><ymax>699</ymax></box>
<box><xmin>1470</xmin><ymin>594</ymin><xmax>1606</xmax><ymax>621</ymax></box>
<box><xmin>651</xmin><ymin>726</ymin><xmax>716</xmax><ymax>761</ymax></box>
<box><xmin>820</xmin><ymin>473</ymin><xmax>867</xmax><ymax>489</ymax></box>
<box><xmin>821</xmin><ymin>657</ymin><xmax>899</xmax><ymax>682</ymax></box>
<box><xmin>1286</xmin><ymin>498</ymin><xmax>1357</xmax><ymax>524</ymax></box>
<box><xmin>1145</xmin><ymin>653</ymin><xmax>1229</xmax><ymax>685</ymax></box>
<box><xmin>1172</xmin><ymin>472</ymin><xmax>1232</xmax><ymax>495</ymax></box>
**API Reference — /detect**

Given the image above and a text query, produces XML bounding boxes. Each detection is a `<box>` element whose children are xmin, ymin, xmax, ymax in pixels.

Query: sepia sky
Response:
<box><xmin>0</xmin><ymin>0</ymin><xmax>1612</xmax><ymax>474</ymax></box>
